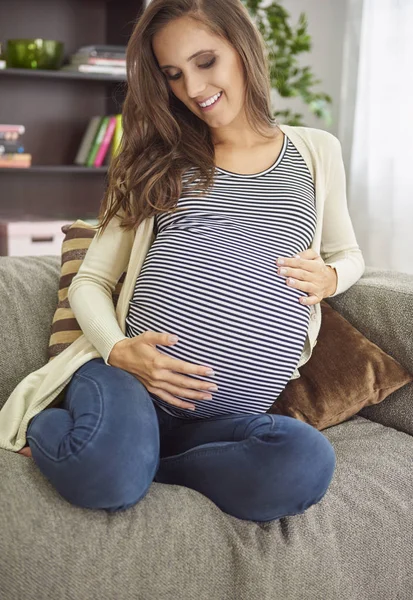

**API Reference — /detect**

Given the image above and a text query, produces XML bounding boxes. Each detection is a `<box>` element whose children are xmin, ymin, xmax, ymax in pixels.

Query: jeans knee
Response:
<box><xmin>314</xmin><ymin>431</ymin><xmax>336</xmax><ymax>482</ymax></box>
<box><xmin>294</xmin><ymin>427</ymin><xmax>336</xmax><ymax>512</ymax></box>
<box><xmin>257</xmin><ymin>418</ymin><xmax>336</xmax><ymax>519</ymax></box>
<box><xmin>28</xmin><ymin>363</ymin><xmax>162</xmax><ymax>512</ymax></box>
<box><xmin>52</xmin><ymin>445</ymin><xmax>160</xmax><ymax>512</ymax></box>
<box><xmin>100</xmin><ymin>454</ymin><xmax>161</xmax><ymax>513</ymax></box>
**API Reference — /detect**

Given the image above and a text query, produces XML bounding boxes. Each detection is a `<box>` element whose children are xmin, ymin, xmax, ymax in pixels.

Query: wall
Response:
<box><xmin>267</xmin><ymin>0</ymin><xmax>348</xmax><ymax>136</ymax></box>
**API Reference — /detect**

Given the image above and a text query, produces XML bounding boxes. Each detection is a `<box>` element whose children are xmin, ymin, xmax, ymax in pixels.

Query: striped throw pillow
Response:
<box><xmin>47</xmin><ymin>220</ymin><xmax>125</xmax><ymax>361</ymax></box>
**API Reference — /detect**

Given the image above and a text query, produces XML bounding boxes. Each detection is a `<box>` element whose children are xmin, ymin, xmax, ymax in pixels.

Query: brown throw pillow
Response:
<box><xmin>267</xmin><ymin>300</ymin><xmax>413</xmax><ymax>430</ymax></box>
<box><xmin>47</xmin><ymin>220</ymin><xmax>125</xmax><ymax>361</ymax></box>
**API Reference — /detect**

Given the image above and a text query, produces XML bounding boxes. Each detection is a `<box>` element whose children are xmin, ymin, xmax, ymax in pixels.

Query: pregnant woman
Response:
<box><xmin>1</xmin><ymin>0</ymin><xmax>365</xmax><ymax>521</ymax></box>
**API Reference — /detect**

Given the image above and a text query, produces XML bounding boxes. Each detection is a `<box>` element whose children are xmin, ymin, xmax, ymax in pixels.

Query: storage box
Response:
<box><xmin>0</xmin><ymin>219</ymin><xmax>70</xmax><ymax>256</ymax></box>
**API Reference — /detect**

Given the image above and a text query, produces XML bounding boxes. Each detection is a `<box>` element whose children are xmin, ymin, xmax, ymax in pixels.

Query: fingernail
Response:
<box><xmin>205</xmin><ymin>369</ymin><xmax>215</xmax><ymax>376</ymax></box>
<box><xmin>277</xmin><ymin>258</ymin><xmax>285</xmax><ymax>265</ymax></box>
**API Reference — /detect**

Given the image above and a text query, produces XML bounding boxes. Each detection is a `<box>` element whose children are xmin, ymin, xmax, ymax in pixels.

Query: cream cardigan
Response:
<box><xmin>0</xmin><ymin>125</ymin><xmax>365</xmax><ymax>452</ymax></box>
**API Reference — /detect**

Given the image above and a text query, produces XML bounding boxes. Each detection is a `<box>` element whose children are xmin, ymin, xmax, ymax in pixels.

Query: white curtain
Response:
<box><xmin>340</xmin><ymin>0</ymin><xmax>413</xmax><ymax>275</ymax></box>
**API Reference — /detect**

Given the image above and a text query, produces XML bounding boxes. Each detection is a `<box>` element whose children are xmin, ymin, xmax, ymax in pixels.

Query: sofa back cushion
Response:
<box><xmin>1</xmin><ymin>253</ymin><xmax>412</xmax><ymax>431</ymax></box>
<box><xmin>0</xmin><ymin>256</ymin><xmax>60</xmax><ymax>410</ymax></box>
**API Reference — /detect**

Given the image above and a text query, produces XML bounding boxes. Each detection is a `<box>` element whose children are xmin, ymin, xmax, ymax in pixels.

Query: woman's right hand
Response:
<box><xmin>108</xmin><ymin>331</ymin><xmax>218</xmax><ymax>411</ymax></box>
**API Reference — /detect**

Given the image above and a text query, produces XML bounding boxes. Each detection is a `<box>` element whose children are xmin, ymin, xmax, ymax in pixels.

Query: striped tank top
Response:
<box><xmin>125</xmin><ymin>134</ymin><xmax>316</xmax><ymax>419</ymax></box>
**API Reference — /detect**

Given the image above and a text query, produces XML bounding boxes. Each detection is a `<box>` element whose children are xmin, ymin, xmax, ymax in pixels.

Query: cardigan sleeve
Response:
<box><xmin>68</xmin><ymin>213</ymin><xmax>135</xmax><ymax>364</ymax></box>
<box><xmin>319</xmin><ymin>134</ymin><xmax>365</xmax><ymax>297</ymax></box>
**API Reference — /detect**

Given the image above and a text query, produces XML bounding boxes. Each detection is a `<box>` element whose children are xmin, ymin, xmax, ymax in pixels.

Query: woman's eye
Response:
<box><xmin>166</xmin><ymin>57</ymin><xmax>216</xmax><ymax>81</ymax></box>
<box><xmin>201</xmin><ymin>58</ymin><xmax>216</xmax><ymax>69</ymax></box>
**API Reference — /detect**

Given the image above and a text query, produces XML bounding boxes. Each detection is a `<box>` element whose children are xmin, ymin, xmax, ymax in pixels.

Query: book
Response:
<box><xmin>94</xmin><ymin>116</ymin><xmax>117</xmax><ymax>167</ymax></box>
<box><xmin>61</xmin><ymin>64</ymin><xmax>126</xmax><ymax>75</ymax></box>
<box><xmin>77</xmin><ymin>64</ymin><xmax>126</xmax><ymax>74</ymax></box>
<box><xmin>0</xmin><ymin>163</ymin><xmax>31</xmax><ymax>169</ymax></box>
<box><xmin>0</xmin><ymin>131</ymin><xmax>22</xmax><ymax>141</ymax></box>
<box><xmin>86</xmin><ymin>117</ymin><xmax>110</xmax><ymax>167</ymax></box>
<box><xmin>0</xmin><ymin>153</ymin><xmax>31</xmax><ymax>168</ymax></box>
<box><xmin>77</xmin><ymin>45</ymin><xmax>127</xmax><ymax>56</ymax></box>
<box><xmin>0</xmin><ymin>141</ymin><xmax>25</xmax><ymax>155</ymax></box>
<box><xmin>74</xmin><ymin>117</ymin><xmax>102</xmax><ymax>166</ymax></box>
<box><xmin>69</xmin><ymin>56</ymin><xmax>126</xmax><ymax>67</ymax></box>
<box><xmin>0</xmin><ymin>153</ymin><xmax>30</xmax><ymax>161</ymax></box>
<box><xmin>74</xmin><ymin>52</ymin><xmax>126</xmax><ymax>61</ymax></box>
<box><xmin>0</xmin><ymin>124</ymin><xmax>25</xmax><ymax>134</ymax></box>
<box><xmin>111</xmin><ymin>114</ymin><xmax>123</xmax><ymax>159</ymax></box>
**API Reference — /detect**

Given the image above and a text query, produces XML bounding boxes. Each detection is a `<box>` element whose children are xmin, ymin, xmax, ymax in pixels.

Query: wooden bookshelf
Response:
<box><xmin>0</xmin><ymin>67</ymin><xmax>127</xmax><ymax>83</ymax></box>
<box><xmin>0</xmin><ymin>0</ymin><xmax>143</xmax><ymax>220</ymax></box>
<box><xmin>0</xmin><ymin>166</ymin><xmax>108</xmax><ymax>174</ymax></box>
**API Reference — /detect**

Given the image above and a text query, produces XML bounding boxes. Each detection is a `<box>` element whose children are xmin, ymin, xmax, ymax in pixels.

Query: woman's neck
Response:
<box><xmin>211</xmin><ymin>119</ymin><xmax>279</xmax><ymax>150</ymax></box>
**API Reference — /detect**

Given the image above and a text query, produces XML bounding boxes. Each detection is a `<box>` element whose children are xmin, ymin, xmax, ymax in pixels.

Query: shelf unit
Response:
<box><xmin>0</xmin><ymin>0</ymin><xmax>144</xmax><ymax>220</ymax></box>
<box><xmin>0</xmin><ymin>166</ymin><xmax>108</xmax><ymax>174</ymax></box>
<box><xmin>0</xmin><ymin>67</ymin><xmax>127</xmax><ymax>83</ymax></box>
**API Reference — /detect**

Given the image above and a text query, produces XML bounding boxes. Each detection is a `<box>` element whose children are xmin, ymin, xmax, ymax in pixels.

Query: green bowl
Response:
<box><xmin>6</xmin><ymin>39</ymin><xmax>64</xmax><ymax>70</ymax></box>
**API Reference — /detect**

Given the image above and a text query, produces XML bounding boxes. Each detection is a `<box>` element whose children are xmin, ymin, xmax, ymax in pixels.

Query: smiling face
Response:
<box><xmin>152</xmin><ymin>16</ymin><xmax>247</xmax><ymax>140</ymax></box>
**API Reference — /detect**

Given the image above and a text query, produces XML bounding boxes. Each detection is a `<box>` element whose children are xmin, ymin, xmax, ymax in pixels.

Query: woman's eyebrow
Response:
<box><xmin>160</xmin><ymin>49</ymin><xmax>215</xmax><ymax>69</ymax></box>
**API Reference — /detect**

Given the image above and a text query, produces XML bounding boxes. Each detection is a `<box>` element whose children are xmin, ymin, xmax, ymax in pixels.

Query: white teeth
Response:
<box><xmin>198</xmin><ymin>92</ymin><xmax>222</xmax><ymax>108</ymax></box>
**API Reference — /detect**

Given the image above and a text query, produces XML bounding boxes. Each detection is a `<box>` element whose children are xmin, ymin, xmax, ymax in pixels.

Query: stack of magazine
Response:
<box><xmin>61</xmin><ymin>45</ymin><xmax>126</xmax><ymax>76</ymax></box>
<box><xmin>0</xmin><ymin>124</ymin><xmax>31</xmax><ymax>168</ymax></box>
<box><xmin>74</xmin><ymin>114</ymin><xmax>123</xmax><ymax>167</ymax></box>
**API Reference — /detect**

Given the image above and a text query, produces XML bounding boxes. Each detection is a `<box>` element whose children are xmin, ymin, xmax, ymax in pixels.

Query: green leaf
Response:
<box><xmin>242</xmin><ymin>0</ymin><xmax>333</xmax><ymax>126</ymax></box>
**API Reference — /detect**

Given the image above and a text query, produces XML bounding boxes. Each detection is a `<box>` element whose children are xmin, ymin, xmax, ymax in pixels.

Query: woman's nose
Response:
<box><xmin>184</xmin><ymin>74</ymin><xmax>207</xmax><ymax>100</ymax></box>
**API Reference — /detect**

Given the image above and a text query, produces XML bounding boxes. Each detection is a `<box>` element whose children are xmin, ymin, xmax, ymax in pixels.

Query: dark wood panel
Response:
<box><xmin>0</xmin><ymin>166</ymin><xmax>108</xmax><ymax>173</ymax></box>
<box><xmin>0</xmin><ymin>68</ymin><xmax>126</xmax><ymax>82</ymax></box>
<box><xmin>0</xmin><ymin>0</ymin><xmax>107</xmax><ymax>58</ymax></box>
<box><xmin>0</xmin><ymin>172</ymin><xmax>108</xmax><ymax>220</ymax></box>
<box><xmin>106</xmin><ymin>0</ymin><xmax>144</xmax><ymax>46</ymax></box>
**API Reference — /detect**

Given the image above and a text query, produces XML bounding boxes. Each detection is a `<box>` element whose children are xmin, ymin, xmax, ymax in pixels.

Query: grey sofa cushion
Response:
<box><xmin>0</xmin><ymin>256</ymin><xmax>60</xmax><ymax>411</ymax></box>
<box><xmin>1</xmin><ymin>415</ymin><xmax>412</xmax><ymax>599</ymax></box>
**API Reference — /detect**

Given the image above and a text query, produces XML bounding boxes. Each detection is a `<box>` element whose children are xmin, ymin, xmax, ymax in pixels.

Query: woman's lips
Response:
<box><xmin>199</xmin><ymin>92</ymin><xmax>223</xmax><ymax>112</ymax></box>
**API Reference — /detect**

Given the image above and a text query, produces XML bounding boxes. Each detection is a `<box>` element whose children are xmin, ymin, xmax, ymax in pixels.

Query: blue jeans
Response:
<box><xmin>26</xmin><ymin>358</ymin><xmax>336</xmax><ymax>521</ymax></box>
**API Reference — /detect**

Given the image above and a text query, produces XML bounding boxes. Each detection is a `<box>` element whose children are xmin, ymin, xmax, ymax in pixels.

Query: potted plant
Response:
<box><xmin>242</xmin><ymin>0</ymin><xmax>332</xmax><ymax>126</ymax></box>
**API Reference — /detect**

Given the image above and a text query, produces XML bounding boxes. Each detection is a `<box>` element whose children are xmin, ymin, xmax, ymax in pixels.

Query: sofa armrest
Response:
<box><xmin>0</xmin><ymin>256</ymin><xmax>61</xmax><ymax>411</ymax></box>
<box><xmin>325</xmin><ymin>266</ymin><xmax>413</xmax><ymax>436</ymax></box>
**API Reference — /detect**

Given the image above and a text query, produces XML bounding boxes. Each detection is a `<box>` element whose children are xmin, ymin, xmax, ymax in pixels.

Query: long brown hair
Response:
<box><xmin>97</xmin><ymin>0</ymin><xmax>278</xmax><ymax>236</ymax></box>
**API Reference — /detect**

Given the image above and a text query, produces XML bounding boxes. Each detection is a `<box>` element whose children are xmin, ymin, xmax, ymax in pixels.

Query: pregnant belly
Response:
<box><xmin>125</xmin><ymin>232</ymin><xmax>310</xmax><ymax>417</ymax></box>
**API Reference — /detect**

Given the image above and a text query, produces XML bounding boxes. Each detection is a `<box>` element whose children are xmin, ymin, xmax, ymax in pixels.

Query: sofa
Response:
<box><xmin>0</xmin><ymin>255</ymin><xmax>412</xmax><ymax>600</ymax></box>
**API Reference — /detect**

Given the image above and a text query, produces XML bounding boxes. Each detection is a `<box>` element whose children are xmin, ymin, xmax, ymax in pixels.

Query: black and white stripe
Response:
<box><xmin>125</xmin><ymin>134</ymin><xmax>316</xmax><ymax>419</ymax></box>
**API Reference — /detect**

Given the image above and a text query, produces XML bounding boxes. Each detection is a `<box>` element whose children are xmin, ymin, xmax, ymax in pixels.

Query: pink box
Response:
<box><xmin>0</xmin><ymin>219</ymin><xmax>69</xmax><ymax>257</ymax></box>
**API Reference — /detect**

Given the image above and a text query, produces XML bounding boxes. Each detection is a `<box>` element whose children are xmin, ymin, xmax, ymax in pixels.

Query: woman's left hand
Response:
<box><xmin>276</xmin><ymin>249</ymin><xmax>338</xmax><ymax>306</ymax></box>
